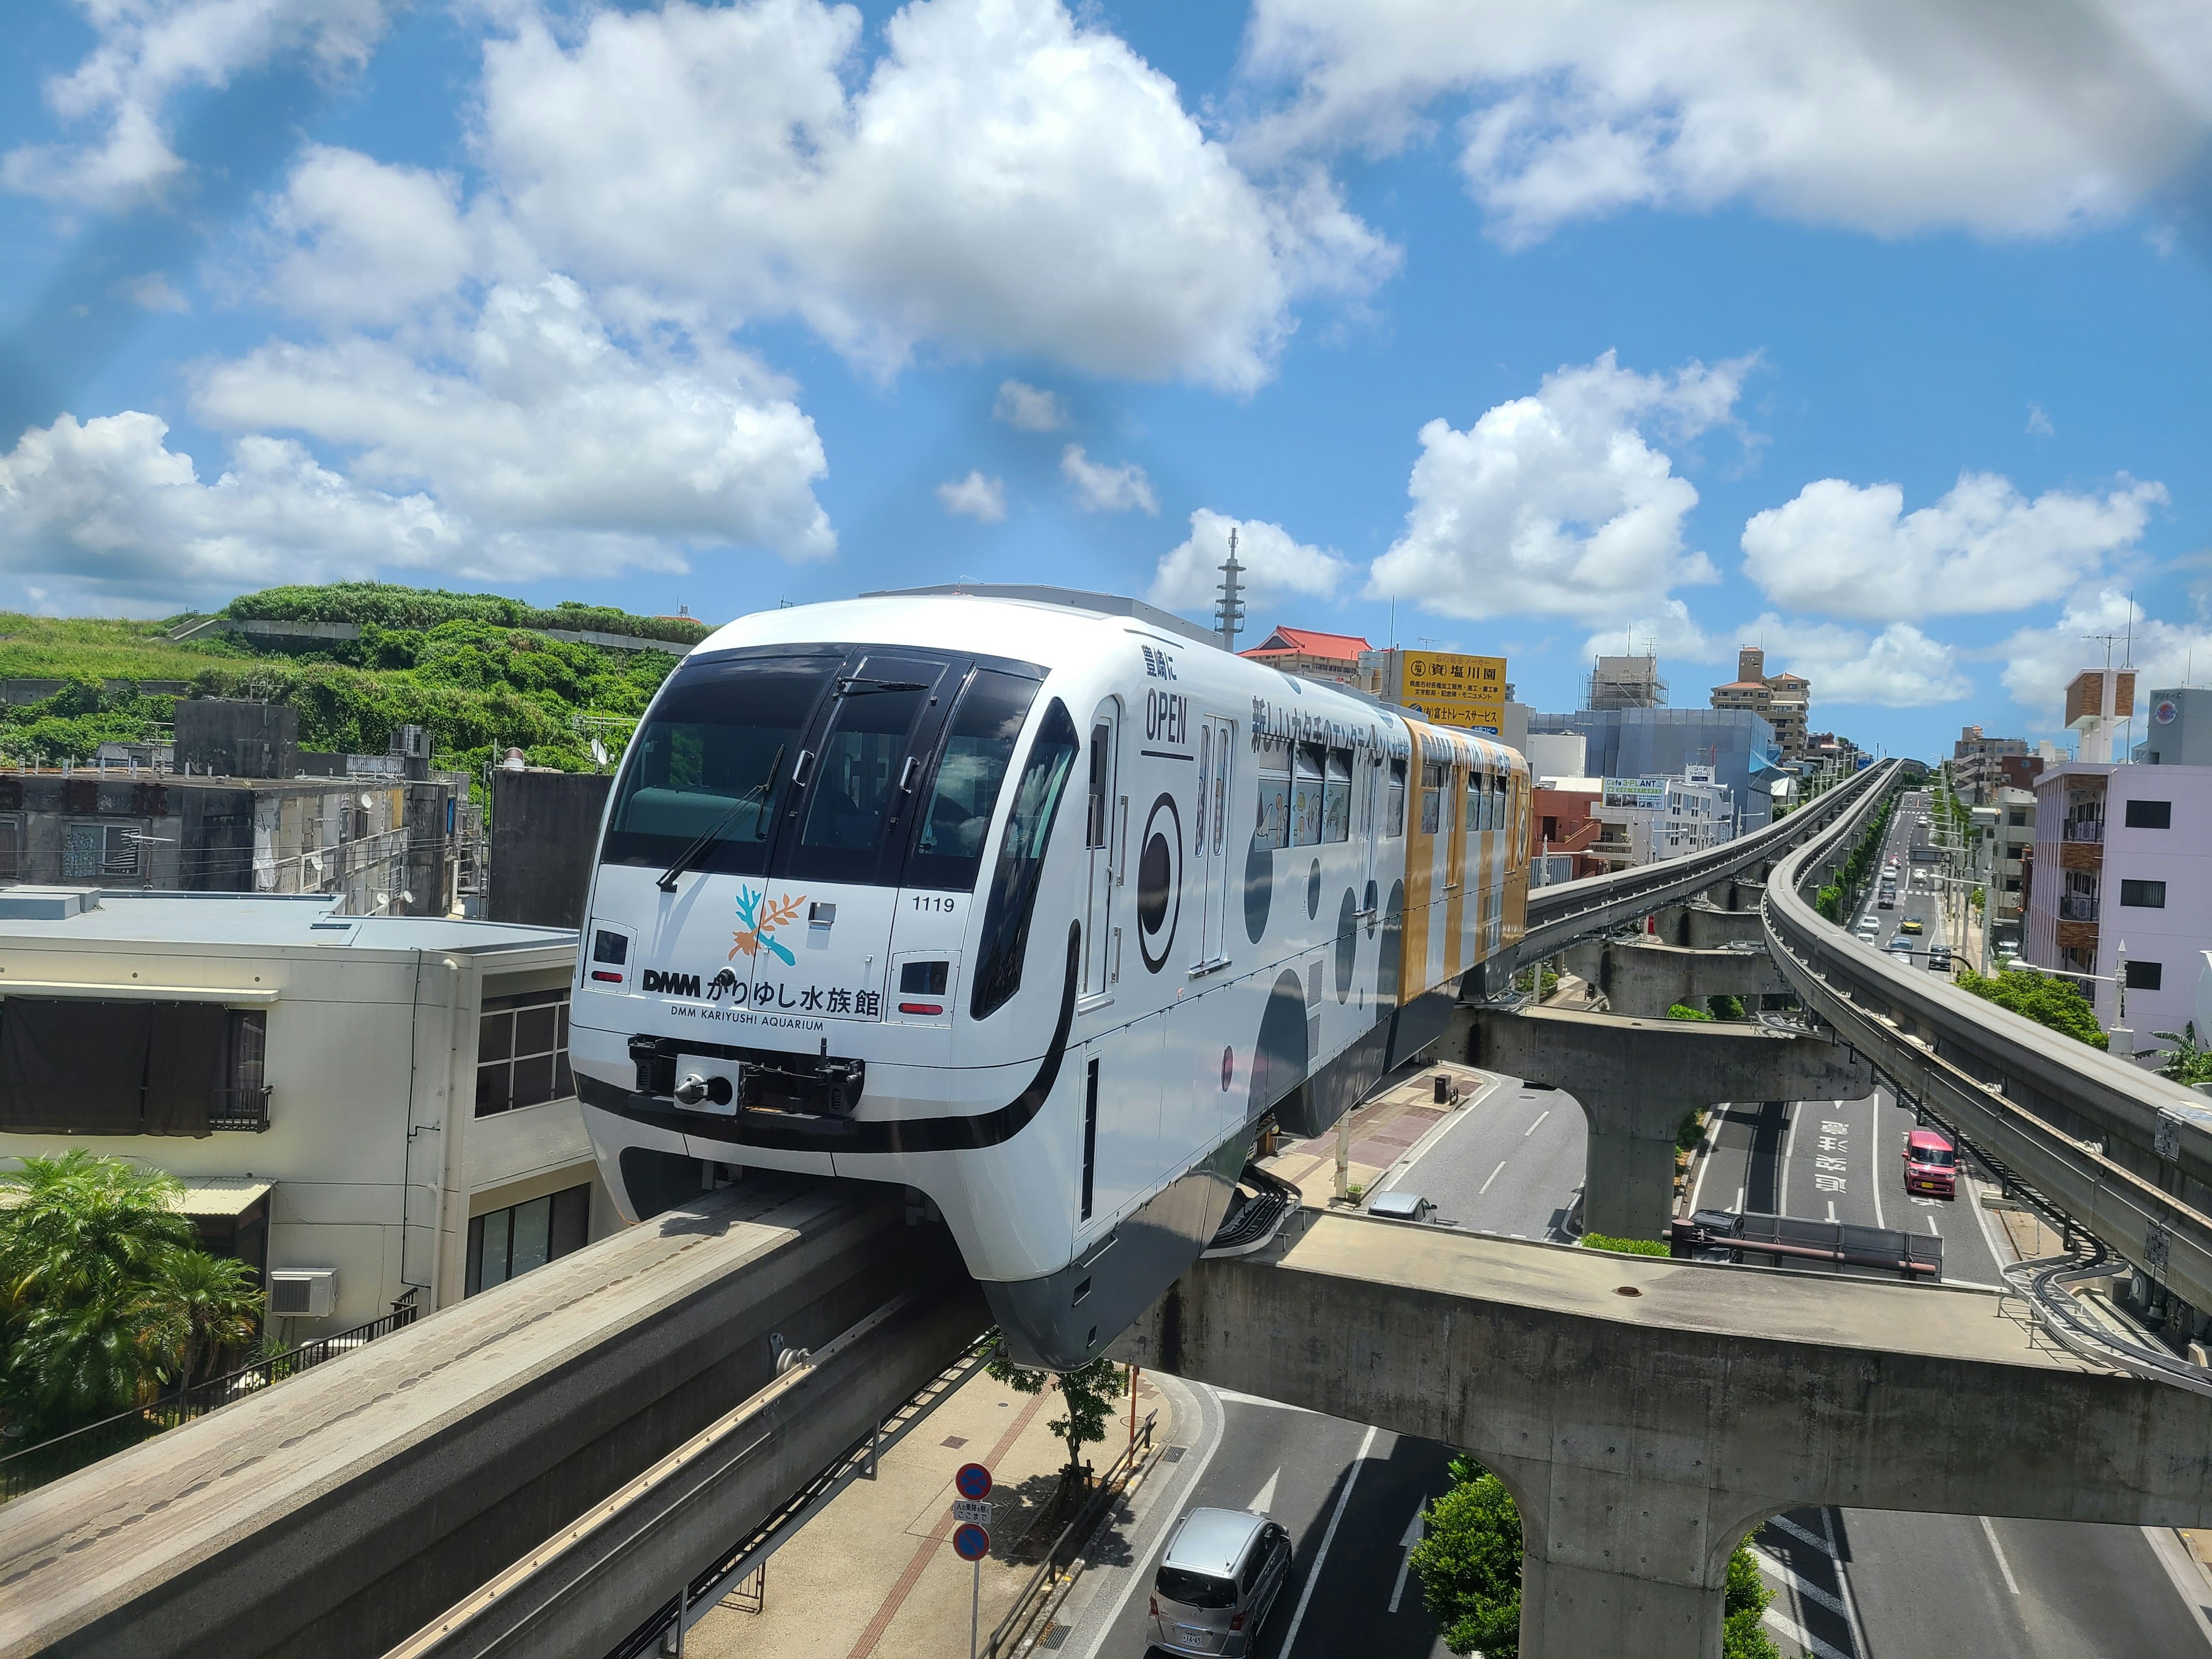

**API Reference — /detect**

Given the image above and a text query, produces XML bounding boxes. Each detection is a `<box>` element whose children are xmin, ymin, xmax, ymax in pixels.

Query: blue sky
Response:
<box><xmin>3</xmin><ymin>0</ymin><xmax>2211</xmax><ymax>761</ymax></box>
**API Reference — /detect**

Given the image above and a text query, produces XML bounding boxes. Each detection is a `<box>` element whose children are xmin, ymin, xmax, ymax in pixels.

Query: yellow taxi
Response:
<box><xmin>1899</xmin><ymin>916</ymin><xmax>1924</xmax><ymax>934</ymax></box>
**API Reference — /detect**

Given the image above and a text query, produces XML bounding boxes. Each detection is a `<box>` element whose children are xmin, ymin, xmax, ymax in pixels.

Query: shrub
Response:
<box><xmin>1579</xmin><ymin>1233</ymin><xmax>1671</xmax><ymax>1256</ymax></box>
<box><xmin>1955</xmin><ymin>965</ymin><xmax>2108</xmax><ymax>1051</ymax></box>
<box><xmin>1668</xmin><ymin>1002</ymin><xmax>1715</xmax><ymax>1021</ymax></box>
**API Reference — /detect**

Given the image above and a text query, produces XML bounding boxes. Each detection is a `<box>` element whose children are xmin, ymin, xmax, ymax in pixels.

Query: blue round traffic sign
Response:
<box><xmin>953</xmin><ymin>1523</ymin><xmax>990</xmax><ymax>1562</ymax></box>
<box><xmin>955</xmin><ymin>1461</ymin><xmax>993</xmax><ymax>1500</ymax></box>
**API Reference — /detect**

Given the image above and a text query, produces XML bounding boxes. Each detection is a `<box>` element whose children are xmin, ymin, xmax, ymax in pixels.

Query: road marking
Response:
<box><xmin>1387</xmin><ymin>1499</ymin><xmax>1426</xmax><ymax>1613</ymax></box>
<box><xmin>1781</xmin><ymin>1101</ymin><xmax>1802</xmax><ymax>1219</ymax></box>
<box><xmin>1248</xmin><ymin>1468</ymin><xmax>1279</xmax><ymax>1513</ymax></box>
<box><xmin>1750</xmin><ymin>1544</ymin><xmax>1849</xmax><ymax>1616</ymax></box>
<box><xmin>1821</xmin><ymin>1507</ymin><xmax>1876</xmax><ymax>1658</ymax></box>
<box><xmin>1767</xmin><ymin>1513</ymin><xmax>1830</xmax><ymax>1553</ymax></box>
<box><xmin>1979</xmin><ymin>1515</ymin><xmax>2022</xmax><ymax>1594</ymax></box>
<box><xmin>1279</xmin><ymin>1423</ymin><xmax>1378</xmax><ymax>1656</ymax></box>
<box><xmin>1826</xmin><ymin>1201</ymin><xmax>1836</xmax><ymax>1222</ymax></box>
<box><xmin>1733</xmin><ymin>1187</ymin><xmax>1745</xmax><ymax>1212</ymax></box>
<box><xmin>1762</xmin><ymin>1605</ymin><xmax>1852</xmax><ymax>1659</ymax></box>
<box><xmin>1478</xmin><ymin>1161</ymin><xmax>1507</xmax><ymax>1195</ymax></box>
<box><xmin>1928</xmin><ymin>1216</ymin><xmax>1940</xmax><ymax>1236</ymax></box>
<box><xmin>1870</xmin><ymin>1105</ymin><xmax>1887</xmax><ymax>1232</ymax></box>
<box><xmin>1523</xmin><ymin>1109</ymin><xmax>1550</xmax><ymax>1137</ymax></box>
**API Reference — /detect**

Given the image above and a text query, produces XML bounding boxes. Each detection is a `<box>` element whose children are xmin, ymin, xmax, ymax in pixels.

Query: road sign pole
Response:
<box><xmin>970</xmin><ymin>1556</ymin><xmax>980</xmax><ymax>1659</ymax></box>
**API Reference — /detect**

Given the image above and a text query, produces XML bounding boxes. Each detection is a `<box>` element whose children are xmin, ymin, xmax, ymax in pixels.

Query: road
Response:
<box><xmin>1358</xmin><ymin>788</ymin><xmax>2212</xmax><ymax>1658</ymax></box>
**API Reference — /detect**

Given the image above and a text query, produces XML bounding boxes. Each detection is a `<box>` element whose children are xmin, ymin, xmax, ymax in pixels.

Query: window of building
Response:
<box><xmin>476</xmin><ymin>989</ymin><xmax>573</xmax><ymax>1116</ymax></box>
<box><xmin>2125</xmin><ymin>960</ymin><xmax>2163</xmax><ymax>991</ymax></box>
<box><xmin>466</xmin><ymin>1183</ymin><xmax>590</xmax><ymax>1295</ymax></box>
<box><xmin>62</xmin><ymin>820</ymin><xmax>141</xmax><ymax>880</ymax></box>
<box><xmin>2007</xmin><ymin>809</ymin><xmax>2028</xmax><ymax>827</ymax></box>
<box><xmin>0</xmin><ymin>816</ymin><xmax>18</xmax><ymax>882</ymax></box>
<box><xmin>0</xmin><ymin>999</ymin><xmax>253</xmax><ymax>1135</ymax></box>
<box><xmin>2124</xmin><ymin>800</ymin><xmax>2172</xmax><ymax>830</ymax></box>
<box><xmin>2120</xmin><ymin>879</ymin><xmax>2167</xmax><ymax>909</ymax></box>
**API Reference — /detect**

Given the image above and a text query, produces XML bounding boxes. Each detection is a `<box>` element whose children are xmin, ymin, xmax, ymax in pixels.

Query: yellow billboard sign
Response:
<box><xmin>1397</xmin><ymin>651</ymin><xmax>1508</xmax><ymax>734</ymax></box>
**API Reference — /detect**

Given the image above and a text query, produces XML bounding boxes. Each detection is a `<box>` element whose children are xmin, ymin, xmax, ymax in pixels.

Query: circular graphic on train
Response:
<box><xmin>1137</xmin><ymin>792</ymin><xmax>1183</xmax><ymax>974</ymax></box>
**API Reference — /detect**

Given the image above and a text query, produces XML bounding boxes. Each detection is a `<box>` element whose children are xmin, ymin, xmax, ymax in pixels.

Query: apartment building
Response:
<box><xmin>0</xmin><ymin>888</ymin><xmax>613</xmax><ymax>1331</ymax></box>
<box><xmin>1711</xmin><ymin>647</ymin><xmax>1810</xmax><ymax>761</ymax></box>
<box><xmin>1589</xmin><ymin>766</ymin><xmax>1736</xmax><ymax>866</ymax></box>
<box><xmin>2023</xmin><ymin>761</ymin><xmax>2212</xmax><ymax>1045</ymax></box>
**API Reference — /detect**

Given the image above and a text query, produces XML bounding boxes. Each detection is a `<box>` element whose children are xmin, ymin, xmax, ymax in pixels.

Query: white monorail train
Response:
<box><xmin>571</xmin><ymin>586</ymin><xmax>1528</xmax><ymax>1367</ymax></box>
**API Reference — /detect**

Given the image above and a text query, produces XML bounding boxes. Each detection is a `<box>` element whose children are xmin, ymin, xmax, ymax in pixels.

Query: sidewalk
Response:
<box><xmin>685</xmin><ymin>1362</ymin><xmax>1173</xmax><ymax>1659</ymax></box>
<box><xmin>1259</xmin><ymin>1060</ymin><xmax>1500</xmax><ymax>1208</ymax></box>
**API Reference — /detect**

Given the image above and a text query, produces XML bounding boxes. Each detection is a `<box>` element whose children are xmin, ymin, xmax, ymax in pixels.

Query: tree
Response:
<box><xmin>984</xmin><ymin>1342</ymin><xmax>1127</xmax><ymax>1483</ymax></box>
<box><xmin>1955</xmin><ymin>965</ymin><xmax>2108</xmax><ymax>1051</ymax></box>
<box><xmin>1411</xmin><ymin>1454</ymin><xmax>1779</xmax><ymax>1658</ymax></box>
<box><xmin>2153</xmin><ymin>1022</ymin><xmax>2212</xmax><ymax>1088</ymax></box>
<box><xmin>140</xmin><ymin>1250</ymin><xmax>264</xmax><ymax>1394</ymax></box>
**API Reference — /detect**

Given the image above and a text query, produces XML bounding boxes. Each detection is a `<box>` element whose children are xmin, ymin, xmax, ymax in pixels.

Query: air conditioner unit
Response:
<box><xmin>267</xmin><ymin>1269</ymin><xmax>338</xmax><ymax>1319</ymax></box>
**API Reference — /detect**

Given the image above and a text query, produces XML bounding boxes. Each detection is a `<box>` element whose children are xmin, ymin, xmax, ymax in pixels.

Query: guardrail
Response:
<box><xmin>1763</xmin><ymin>759</ymin><xmax>2212</xmax><ymax>1341</ymax></box>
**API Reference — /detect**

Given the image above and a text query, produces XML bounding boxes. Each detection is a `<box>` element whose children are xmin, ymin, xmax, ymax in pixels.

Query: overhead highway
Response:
<box><xmin>1764</xmin><ymin>759</ymin><xmax>2212</xmax><ymax>1373</ymax></box>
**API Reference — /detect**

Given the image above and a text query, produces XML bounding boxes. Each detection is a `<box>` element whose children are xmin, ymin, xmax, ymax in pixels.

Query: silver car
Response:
<box><xmin>1148</xmin><ymin>1507</ymin><xmax>1293</xmax><ymax>1656</ymax></box>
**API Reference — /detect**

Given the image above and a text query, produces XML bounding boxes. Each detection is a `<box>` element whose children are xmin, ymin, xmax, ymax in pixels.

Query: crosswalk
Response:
<box><xmin>1755</xmin><ymin>1509</ymin><xmax>1866</xmax><ymax>1659</ymax></box>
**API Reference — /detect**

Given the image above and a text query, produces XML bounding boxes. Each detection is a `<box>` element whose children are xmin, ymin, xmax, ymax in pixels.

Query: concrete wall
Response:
<box><xmin>490</xmin><ymin>770</ymin><xmax>614</xmax><ymax>930</ymax></box>
<box><xmin>175</xmin><ymin>699</ymin><xmax>299</xmax><ymax>779</ymax></box>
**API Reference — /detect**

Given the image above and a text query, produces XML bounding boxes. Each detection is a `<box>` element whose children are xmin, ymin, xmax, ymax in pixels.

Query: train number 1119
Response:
<box><xmin>912</xmin><ymin>895</ymin><xmax>958</xmax><ymax>913</ymax></box>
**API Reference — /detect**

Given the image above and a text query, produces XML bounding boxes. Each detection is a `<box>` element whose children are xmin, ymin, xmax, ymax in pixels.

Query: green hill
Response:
<box><xmin>0</xmin><ymin>584</ymin><xmax>707</xmax><ymax>787</ymax></box>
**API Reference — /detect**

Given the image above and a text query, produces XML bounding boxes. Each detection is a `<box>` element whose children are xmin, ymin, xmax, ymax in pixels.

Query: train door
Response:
<box><xmin>1191</xmin><ymin>715</ymin><xmax>1235</xmax><ymax>971</ymax></box>
<box><xmin>1082</xmin><ymin>703</ymin><xmax>1122</xmax><ymax>1002</ymax></box>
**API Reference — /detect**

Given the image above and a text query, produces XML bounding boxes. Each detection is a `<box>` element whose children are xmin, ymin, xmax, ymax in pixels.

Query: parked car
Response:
<box><xmin>1903</xmin><ymin>1128</ymin><xmax>1958</xmax><ymax>1199</ymax></box>
<box><xmin>1368</xmin><ymin>1190</ymin><xmax>1437</xmax><ymax>1222</ymax></box>
<box><xmin>1926</xmin><ymin>944</ymin><xmax>1954</xmax><ymax>972</ymax></box>
<box><xmin>1150</xmin><ymin>1508</ymin><xmax>1294</xmax><ymax>1657</ymax></box>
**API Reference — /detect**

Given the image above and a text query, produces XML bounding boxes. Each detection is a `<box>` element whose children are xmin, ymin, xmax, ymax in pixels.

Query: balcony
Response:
<box><xmin>2062</xmin><ymin>820</ymin><xmax>2104</xmax><ymax>844</ymax></box>
<box><xmin>2059</xmin><ymin>895</ymin><xmax>2100</xmax><ymax>923</ymax></box>
<box><xmin>207</xmin><ymin>1086</ymin><xmax>272</xmax><ymax>1132</ymax></box>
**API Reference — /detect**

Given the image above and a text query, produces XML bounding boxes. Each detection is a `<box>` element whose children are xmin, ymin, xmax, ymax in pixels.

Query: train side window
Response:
<box><xmin>1255</xmin><ymin>757</ymin><xmax>1290</xmax><ymax>850</ymax></box>
<box><xmin>971</xmin><ymin>699</ymin><xmax>1081</xmax><ymax>1020</ymax></box>
<box><xmin>1086</xmin><ymin>723</ymin><xmax>1111</xmax><ymax>848</ymax></box>
<box><xmin>1465</xmin><ymin>767</ymin><xmax>1486</xmax><ymax>834</ymax></box>
<box><xmin>1291</xmin><ymin>745</ymin><xmax>1325</xmax><ymax>847</ymax></box>
<box><xmin>1386</xmin><ymin>760</ymin><xmax>1406</xmax><ymax>838</ymax></box>
<box><xmin>1420</xmin><ymin>762</ymin><xmax>1445</xmax><ymax>835</ymax></box>
<box><xmin>1323</xmin><ymin>751</ymin><xmax>1352</xmax><ymax>843</ymax></box>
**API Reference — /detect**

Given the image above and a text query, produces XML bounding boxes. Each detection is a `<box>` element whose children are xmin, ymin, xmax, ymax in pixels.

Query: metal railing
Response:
<box><xmin>0</xmin><ymin>1302</ymin><xmax>418</xmax><ymax>1502</ymax></box>
<box><xmin>2063</xmin><ymin>820</ymin><xmax>2105</xmax><ymax>844</ymax></box>
<box><xmin>2059</xmin><ymin>896</ymin><xmax>2101</xmax><ymax>922</ymax></box>
<box><xmin>207</xmin><ymin>1085</ymin><xmax>272</xmax><ymax>1131</ymax></box>
<box><xmin>982</xmin><ymin>1410</ymin><xmax>1162</xmax><ymax>1659</ymax></box>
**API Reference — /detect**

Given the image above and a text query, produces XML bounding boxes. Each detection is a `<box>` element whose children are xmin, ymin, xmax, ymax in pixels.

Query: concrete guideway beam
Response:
<box><xmin>1559</xmin><ymin>936</ymin><xmax>1789</xmax><ymax>1021</ymax></box>
<box><xmin>1459</xmin><ymin>1005</ymin><xmax>1872</xmax><ymax>1240</ymax></box>
<box><xmin>1112</xmin><ymin>1211</ymin><xmax>2212</xmax><ymax>1659</ymax></box>
<box><xmin>0</xmin><ymin>1179</ymin><xmax>978</xmax><ymax>1659</ymax></box>
<box><xmin>1652</xmin><ymin>903</ymin><xmax>1765</xmax><ymax>950</ymax></box>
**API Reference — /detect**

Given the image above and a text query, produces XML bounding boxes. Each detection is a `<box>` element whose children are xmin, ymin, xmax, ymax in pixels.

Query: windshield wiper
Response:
<box><xmin>655</xmin><ymin>745</ymin><xmax>785</xmax><ymax>892</ymax></box>
<box><xmin>837</xmin><ymin>677</ymin><xmax>928</xmax><ymax>696</ymax></box>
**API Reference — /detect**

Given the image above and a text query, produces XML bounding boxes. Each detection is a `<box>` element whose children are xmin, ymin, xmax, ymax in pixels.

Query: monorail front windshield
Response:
<box><xmin>601</xmin><ymin>647</ymin><xmax>1044</xmax><ymax>891</ymax></box>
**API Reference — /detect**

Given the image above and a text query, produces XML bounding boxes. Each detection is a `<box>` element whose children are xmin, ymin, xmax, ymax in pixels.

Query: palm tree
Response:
<box><xmin>2153</xmin><ymin>1022</ymin><xmax>2212</xmax><ymax>1088</ymax></box>
<box><xmin>0</xmin><ymin>1153</ymin><xmax>198</xmax><ymax>1434</ymax></box>
<box><xmin>139</xmin><ymin>1249</ymin><xmax>263</xmax><ymax>1397</ymax></box>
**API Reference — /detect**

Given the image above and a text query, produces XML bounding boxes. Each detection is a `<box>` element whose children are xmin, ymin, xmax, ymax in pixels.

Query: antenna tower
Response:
<box><xmin>1215</xmin><ymin>527</ymin><xmax>1247</xmax><ymax>652</ymax></box>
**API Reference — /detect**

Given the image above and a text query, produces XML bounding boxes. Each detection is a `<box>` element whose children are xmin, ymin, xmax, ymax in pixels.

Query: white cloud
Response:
<box><xmin>1740</xmin><ymin>472</ymin><xmax>2165</xmax><ymax>623</ymax></box>
<box><xmin>123</xmin><ymin>272</ymin><xmax>188</xmax><ymax>312</ymax></box>
<box><xmin>1995</xmin><ymin>587</ymin><xmax>2212</xmax><ymax>726</ymax></box>
<box><xmin>0</xmin><ymin>411</ymin><xmax>457</xmax><ymax>603</ymax></box>
<box><xmin>1149</xmin><ymin>509</ymin><xmax>1349</xmax><ymax>615</ymax></box>
<box><xmin>1733</xmin><ymin>613</ymin><xmax>1971</xmax><ymax>708</ymax></box>
<box><xmin>194</xmin><ymin>276</ymin><xmax>835</xmax><ymax>566</ymax></box>
<box><xmin>1576</xmin><ymin>601</ymin><xmax>1714</xmax><ymax>667</ymax></box>
<box><xmin>937</xmin><ymin>471</ymin><xmax>1006</xmax><ymax>521</ymax></box>
<box><xmin>1368</xmin><ymin>350</ymin><xmax>1744</xmax><ymax>625</ymax></box>
<box><xmin>994</xmin><ymin>380</ymin><xmax>1069</xmax><ymax>433</ymax></box>
<box><xmin>1243</xmin><ymin>0</ymin><xmax>2212</xmax><ymax>247</ymax></box>
<box><xmin>5</xmin><ymin>0</ymin><xmax>393</xmax><ymax>207</ymax></box>
<box><xmin>2027</xmin><ymin>402</ymin><xmax>2055</xmax><ymax>438</ymax></box>
<box><xmin>261</xmin><ymin>146</ymin><xmax>475</xmax><ymax>325</ymax></box>
<box><xmin>1060</xmin><ymin>445</ymin><xmax>1157</xmax><ymax>515</ymax></box>
<box><xmin>477</xmin><ymin>0</ymin><xmax>1392</xmax><ymax>389</ymax></box>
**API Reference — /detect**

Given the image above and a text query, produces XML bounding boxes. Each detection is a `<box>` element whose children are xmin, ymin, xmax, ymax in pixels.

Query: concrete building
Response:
<box><xmin>1588</xmin><ymin>766</ymin><xmax>1735</xmax><ymax>867</ymax></box>
<box><xmin>1586</xmin><ymin>654</ymin><xmax>1665</xmax><ymax>710</ymax></box>
<box><xmin>1950</xmin><ymin>725</ymin><xmax>2041</xmax><ymax>803</ymax></box>
<box><xmin>1710</xmin><ymin>646</ymin><xmax>1810</xmax><ymax>760</ymax></box>
<box><xmin>1238</xmin><ymin>625</ymin><xmax>1370</xmax><ymax>687</ymax></box>
<box><xmin>1525</xmin><ymin>732</ymin><xmax>1587</xmax><ymax>783</ymax></box>
<box><xmin>1531</xmin><ymin>779</ymin><xmax>1605</xmax><ymax>885</ymax></box>
<box><xmin>0</xmin><ymin>888</ymin><xmax>613</xmax><ymax>1331</ymax></box>
<box><xmin>2022</xmin><ymin>760</ymin><xmax>2212</xmax><ymax>1045</ymax></box>
<box><xmin>2135</xmin><ymin>687</ymin><xmax>2212</xmax><ymax>767</ymax></box>
<box><xmin>1528</xmin><ymin>706</ymin><xmax>1781</xmax><ymax>833</ymax></box>
<box><xmin>2068</xmin><ymin>668</ymin><xmax>2138</xmax><ymax>763</ymax></box>
<box><xmin>488</xmin><ymin>768</ymin><xmax>615</xmax><ymax>930</ymax></box>
<box><xmin>1983</xmin><ymin>785</ymin><xmax>2035</xmax><ymax>945</ymax></box>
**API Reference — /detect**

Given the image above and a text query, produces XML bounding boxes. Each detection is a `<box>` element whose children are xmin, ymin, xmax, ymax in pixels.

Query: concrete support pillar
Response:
<box><xmin>1463</xmin><ymin>1005</ymin><xmax>1873</xmax><ymax>1240</ymax></box>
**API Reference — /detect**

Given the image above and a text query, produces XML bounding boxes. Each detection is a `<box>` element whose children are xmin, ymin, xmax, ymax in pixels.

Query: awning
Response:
<box><xmin>0</xmin><ymin>980</ymin><xmax>278</xmax><ymax>1005</ymax></box>
<box><xmin>172</xmin><ymin>1178</ymin><xmax>274</xmax><ymax>1217</ymax></box>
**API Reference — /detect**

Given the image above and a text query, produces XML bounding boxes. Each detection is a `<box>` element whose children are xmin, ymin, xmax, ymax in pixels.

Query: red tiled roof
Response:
<box><xmin>1243</xmin><ymin>626</ymin><xmax>1372</xmax><ymax>660</ymax></box>
<box><xmin>1713</xmin><ymin>680</ymin><xmax>1769</xmax><ymax>691</ymax></box>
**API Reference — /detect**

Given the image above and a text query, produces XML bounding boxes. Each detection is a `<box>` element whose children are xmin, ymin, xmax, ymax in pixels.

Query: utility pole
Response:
<box><xmin>1215</xmin><ymin>528</ymin><xmax>1246</xmax><ymax>653</ymax></box>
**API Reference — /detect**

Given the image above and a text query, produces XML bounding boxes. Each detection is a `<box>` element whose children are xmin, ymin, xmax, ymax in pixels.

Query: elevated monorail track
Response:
<box><xmin>1764</xmin><ymin>760</ymin><xmax>2212</xmax><ymax>1360</ymax></box>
